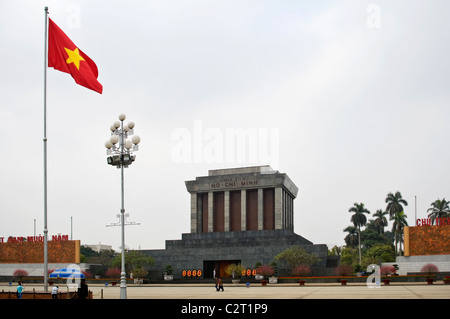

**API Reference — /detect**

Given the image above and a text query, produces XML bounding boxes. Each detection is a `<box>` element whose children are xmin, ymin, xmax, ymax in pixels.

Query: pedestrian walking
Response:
<box><xmin>51</xmin><ymin>285</ymin><xmax>59</xmax><ymax>299</ymax></box>
<box><xmin>217</xmin><ymin>277</ymin><xmax>224</xmax><ymax>292</ymax></box>
<box><xmin>16</xmin><ymin>282</ymin><xmax>24</xmax><ymax>299</ymax></box>
<box><xmin>215</xmin><ymin>278</ymin><xmax>219</xmax><ymax>291</ymax></box>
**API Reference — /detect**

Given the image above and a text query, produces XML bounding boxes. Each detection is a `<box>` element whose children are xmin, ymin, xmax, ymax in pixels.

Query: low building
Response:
<box><xmin>84</xmin><ymin>243</ymin><xmax>113</xmax><ymax>253</ymax></box>
<box><xmin>0</xmin><ymin>236</ymin><xmax>84</xmax><ymax>277</ymax></box>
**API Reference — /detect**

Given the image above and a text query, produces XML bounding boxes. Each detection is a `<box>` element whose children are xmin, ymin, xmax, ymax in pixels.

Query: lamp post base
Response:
<box><xmin>120</xmin><ymin>278</ymin><xmax>127</xmax><ymax>299</ymax></box>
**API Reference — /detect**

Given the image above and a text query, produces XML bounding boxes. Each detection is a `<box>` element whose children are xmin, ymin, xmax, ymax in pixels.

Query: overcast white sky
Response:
<box><xmin>1</xmin><ymin>0</ymin><xmax>449</xmax><ymax>252</ymax></box>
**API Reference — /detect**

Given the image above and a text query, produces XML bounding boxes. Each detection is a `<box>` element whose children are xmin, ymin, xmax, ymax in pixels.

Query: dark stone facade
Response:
<box><xmin>141</xmin><ymin>229</ymin><xmax>329</xmax><ymax>279</ymax></box>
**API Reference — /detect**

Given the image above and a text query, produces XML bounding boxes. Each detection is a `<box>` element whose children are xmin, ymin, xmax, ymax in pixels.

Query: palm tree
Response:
<box><xmin>390</xmin><ymin>211</ymin><xmax>408</xmax><ymax>256</ymax></box>
<box><xmin>343</xmin><ymin>225</ymin><xmax>358</xmax><ymax>248</ymax></box>
<box><xmin>373</xmin><ymin>209</ymin><xmax>388</xmax><ymax>234</ymax></box>
<box><xmin>427</xmin><ymin>198</ymin><xmax>450</xmax><ymax>224</ymax></box>
<box><xmin>385</xmin><ymin>191</ymin><xmax>408</xmax><ymax>219</ymax></box>
<box><xmin>349</xmin><ymin>202</ymin><xmax>370</xmax><ymax>265</ymax></box>
<box><xmin>385</xmin><ymin>191</ymin><xmax>408</xmax><ymax>256</ymax></box>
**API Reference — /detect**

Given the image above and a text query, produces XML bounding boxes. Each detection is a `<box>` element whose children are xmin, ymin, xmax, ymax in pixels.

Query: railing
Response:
<box><xmin>0</xmin><ymin>288</ymin><xmax>93</xmax><ymax>299</ymax></box>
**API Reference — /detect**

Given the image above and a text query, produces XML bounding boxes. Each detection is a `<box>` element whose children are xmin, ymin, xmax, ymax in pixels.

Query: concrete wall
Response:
<box><xmin>0</xmin><ymin>263</ymin><xmax>89</xmax><ymax>277</ymax></box>
<box><xmin>382</xmin><ymin>254</ymin><xmax>450</xmax><ymax>275</ymax></box>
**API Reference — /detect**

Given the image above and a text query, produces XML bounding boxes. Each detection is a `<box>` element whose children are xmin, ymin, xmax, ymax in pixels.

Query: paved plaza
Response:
<box><xmin>2</xmin><ymin>282</ymin><xmax>449</xmax><ymax>299</ymax></box>
<box><xmin>2</xmin><ymin>282</ymin><xmax>446</xmax><ymax>317</ymax></box>
<box><xmin>94</xmin><ymin>282</ymin><xmax>450</xmax><ymax>299</ymax></box>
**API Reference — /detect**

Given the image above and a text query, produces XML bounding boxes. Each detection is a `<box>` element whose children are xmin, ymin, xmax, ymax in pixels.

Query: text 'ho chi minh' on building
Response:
<box><xmin>141</xmin><ymin>166</ymin><xmax>332</xmax><ymax>280</ymax></box>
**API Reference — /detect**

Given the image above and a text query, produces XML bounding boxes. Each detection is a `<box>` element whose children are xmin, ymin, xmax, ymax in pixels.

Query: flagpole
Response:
<box><xmin>43</xmin><ymin>6</ymin><xmax>49</xmax><ymax>293</ymax></box>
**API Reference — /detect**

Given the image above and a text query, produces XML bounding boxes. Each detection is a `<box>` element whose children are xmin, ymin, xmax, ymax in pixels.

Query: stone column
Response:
<box><xmin>258</xmin><ymin>188</ymin><xmax>263</xmax><ymax>230</ymax></box>
<box><xmin>190</xmin><ymin>193</ymin><xmax>197</xmax><ymax>233</ymax></box>
<box><xmin>197</xmin><ymin>193</ymin><xmax>203</xmax><ymax>233</ymax></box>
<box><xmin>224</xmin><ymin>190</ymin><xmax>230</xmax><ymax>232</ymax></box>
<box><xmin>290</xmin><ymin>194</ymin><xmax>293</xmax><ymax>231</ymax></box>
<box><xmin>208</xmin><ymin>192</ymin><xmax>214</xmax><ymax>232</ymax></box>
<box><xmin>290</xmin><ymin>195</ymin><xmax>294</xmax><ymax>231</ymax></box>
<box><xmin>241</xmin><ymin>189</ymin><xmax>246</xmax><ymax>231</ymax></box>
<box><xmin>285</xmin><ymin>191</ymin><xmax>291</xmax><ymax>231</ymax></box>
<box><xmin>274</xmin><ymin>187</ymin><xmax>283</xmax><ymax>229</ymax></box>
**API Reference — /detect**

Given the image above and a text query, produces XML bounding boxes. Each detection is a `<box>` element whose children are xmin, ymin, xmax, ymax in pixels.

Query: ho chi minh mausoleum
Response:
<box><xmin>142</xmin><ymin>166</ymin><xmax>331</xmax><ymax>279</ymax></box>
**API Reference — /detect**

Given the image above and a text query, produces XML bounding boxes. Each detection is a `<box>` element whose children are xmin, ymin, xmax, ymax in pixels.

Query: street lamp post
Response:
<box><xmin>105</xmin><ymin>113</ymin><xmax>141</xmax><ymax>299</ymax></box>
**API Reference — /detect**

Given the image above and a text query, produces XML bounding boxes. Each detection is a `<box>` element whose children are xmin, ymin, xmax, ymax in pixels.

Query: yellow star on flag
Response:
<box><xmin>65</xmin><ymin>47</ymin><xmax>85</xmax><ymax>70</ymax></box>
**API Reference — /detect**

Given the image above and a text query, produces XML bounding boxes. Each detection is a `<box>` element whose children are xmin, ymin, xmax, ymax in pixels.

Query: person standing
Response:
<box><xmin>78</xmin><ymin>279</ymin><xmax>88</xmax><ymax>299</ymax></box>
<box><xmin>51</xmin><ymin>285</ymin><xmax>59</xmax><ymax>299</ymax></box>
<box><xmin>16</xmin><ymin>282</ymin><xmax>24</xmax><ymax>299</ymax></box>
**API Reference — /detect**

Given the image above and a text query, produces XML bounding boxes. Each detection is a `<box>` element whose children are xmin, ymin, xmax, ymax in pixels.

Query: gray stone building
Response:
<box><xmin>141</xmin><ymin>166</ymin><xmax>330</xmax><ymax>279</ymax></box>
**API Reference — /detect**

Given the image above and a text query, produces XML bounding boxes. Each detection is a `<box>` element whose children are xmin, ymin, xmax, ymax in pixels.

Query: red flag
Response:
<box><xmin>48</xmin><ymin>18</ymin><xmax>103</xmax><ymax>94</ymax></box>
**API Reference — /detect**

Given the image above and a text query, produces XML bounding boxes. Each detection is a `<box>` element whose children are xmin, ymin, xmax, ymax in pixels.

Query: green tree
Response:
<box><xmin>274</xmin><ymin>246</ymin><xmax>320</xmax><ymax>274</ymax></box>
<box><xmin>225</xmin><ymin>263</ymin><xmax>246</xmax><ymax>279</ymax></box>
<box><xmin>360</xmin><ymin>220</ymin><xmax>392</xmax><ymax>252</ymax></box>
<box><xmin>427</xmin><ymin>198</ymin><xmax>450</xmax><ymax>224</ymax></box>
<box><xmin>343</xmin><ymin>226</ymin><xmax>358</xmax><ymax>248</ymax></box>
<box><xmin>113</xmin><ymin>251</ymin><xmax>154</xmax><ymax>276</ymax></box>
<box><xmin>385</xmin><ymin>191</ymin><xmax>408</xmax><ymax>219</ymax></box>
<box><xmin>340</xmin><ymin>247</ymin><xmax>359</xmax><ymax>267</ymax></box>
<box><xmin>385</xmin><ymin>191</ymin><xmax>408</xmax><ymax>257</ymax></box>
<box><xmin>328</xmin><ymin>245</ymin><xmax>343</xmax><ymax>257</ymax></box>
<box><xmin>133</xmin><ymin>268</ymin><xmax>148</xmax><ymax>281</ymax></box>
<box><xmin>164</xmin><ymin>265</ymin><xmax>173</xmax><ymax>275</ymax></box>
<box><xmin>362</xmin><ymin>244</ymin><xmax>395</xmax><ymax>267</ymax></box>
<box><xmin>390</xmin><ymin>211</ymin><xmax>408</xmax><ymax>256</ymax></box>
<box><xmin>80</xmin><ymin>246</ymin><xmax>117</xmax><ymax>277</ymax></box>
<box><xmin>349</xmin><ymin>202</ymin><xmax>370</xmax><ymax>265</ymax></box>
<box><xmin>373</xmin><ymin>209</ymin><xmax>388</xmax><ymax>234</ymax></box>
